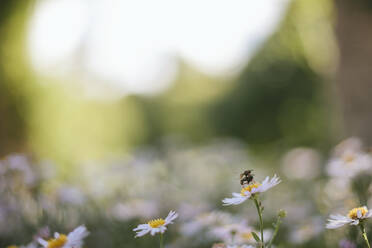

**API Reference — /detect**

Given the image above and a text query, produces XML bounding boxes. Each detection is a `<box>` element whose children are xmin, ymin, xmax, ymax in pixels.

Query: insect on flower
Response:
<box><xmin>222</xmin><ymin>175</ymin><xmax>281</xmax><ymax>206</ymax></box>
<box><xmin>133</xmin><ymin>210</ymin><xmax>178</xmax><ymax>237</ymax></box>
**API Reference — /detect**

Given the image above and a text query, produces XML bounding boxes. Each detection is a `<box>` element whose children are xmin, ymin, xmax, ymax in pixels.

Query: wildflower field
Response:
<box><xmin>2</xmin><ymin>0</ymin><xmax>372</xmax><ymax>247</ymax></box>
<box><xmin>2</xmin><ymin>138</ymin><xmax>372</xmax><ymax>248</ymax></box>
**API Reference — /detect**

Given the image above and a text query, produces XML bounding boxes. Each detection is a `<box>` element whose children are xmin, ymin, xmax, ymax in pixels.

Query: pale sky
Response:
<box><xmin>28</xmin><ymin>0</ymin><xmax>289</xmax><ymax>96</ymax></box>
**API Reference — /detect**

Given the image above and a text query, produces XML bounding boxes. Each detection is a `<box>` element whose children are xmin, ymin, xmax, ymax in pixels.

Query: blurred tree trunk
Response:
<box><xmin>0</xmin><ymin>0</ymin><xmax>34</xmax><ymax>155</ymax></box>
<box><xmin>335</xmin><ymin>0</ymin><xmax>372</xmax><ymax>145</ymax></box>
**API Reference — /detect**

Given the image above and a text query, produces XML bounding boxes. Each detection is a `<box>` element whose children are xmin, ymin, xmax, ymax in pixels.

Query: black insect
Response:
<box><xmin>240</xmin><ymin>170</ymin><xmax>254</xmax><ymax>186</ymax></box>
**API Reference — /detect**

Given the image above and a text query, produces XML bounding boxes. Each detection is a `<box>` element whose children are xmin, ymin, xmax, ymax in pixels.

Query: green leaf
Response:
<box><xmin>251</xmin><ymin>231</ymin><xmax>261</xmax><ymax>242</ymax></box>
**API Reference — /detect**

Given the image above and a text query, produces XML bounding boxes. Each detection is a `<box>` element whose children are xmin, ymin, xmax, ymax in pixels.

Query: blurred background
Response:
<box><xmin>1</xmin><ymin>0</ymin><xmax>372</xmax><ymax>247</ymax></box>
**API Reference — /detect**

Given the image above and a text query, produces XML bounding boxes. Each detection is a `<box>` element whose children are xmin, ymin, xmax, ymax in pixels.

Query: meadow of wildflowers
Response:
<box><xmin>1</xmin><ymin>137</ymin><xmax>372</xmax><ymax>247</ymax></box>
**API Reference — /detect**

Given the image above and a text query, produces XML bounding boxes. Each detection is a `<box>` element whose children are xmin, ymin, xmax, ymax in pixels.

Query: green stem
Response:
<box><xmin>267</xmin><ymin>216</ymin><xmax>282</xmax><ymax>248</ymax></box>
<box><xmin>159</xmin><ymin>232</ymin><xmax>164</xmax><ymax>248</ymax></box>
<box><xmin>360</xmin><ymin>224</ymin><xmax>371</xmax><ymax>248</ymax></box>
<box><xmin>254</xmin><ymin>197</ymin><xmax>264</xmax><ymax>248</ymax></box>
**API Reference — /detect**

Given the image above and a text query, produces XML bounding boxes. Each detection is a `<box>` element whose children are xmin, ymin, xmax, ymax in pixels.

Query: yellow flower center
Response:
<box><xmin>47</xmin><ymin>234</ymin><xmax>68</xmax><ymax>248</ymax></box>
<box><xmin>240</xmin><ymin>183</ymin><xmax>261</xmax><ymax>196</ymax></box>
<box><xmin>148</xmin><ymin>218</ymin><xmax>165</xmax><ymax>228</ymax></box>
<box><xmin>343</xmin><ymin>154</ymin><xmax>355</xmax><ymax>163</ymax></box>
<box><xmin>7</xmin><ymin>246</ymin><xmax>18</xmax><ymax>248</ymax></box>
<box><xmin>240</xmin><ymin>232</ymin><xmax>253</xmax><ymax>240</ymax></box>
<box><xmin>348</xmin><ymin>207</ymin><xmax>368</xmax><ymax>220</ymax></box>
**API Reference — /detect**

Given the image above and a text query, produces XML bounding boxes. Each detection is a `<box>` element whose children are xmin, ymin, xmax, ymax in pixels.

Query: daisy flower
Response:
<box><xmin>38</xmin><ymin>225</ymin><xmax>89</xmax><ymax>248</ymax></box>
<box><xmin>326</xmin><ymin>206</ymin><xmax>372</xmax><ymax>229</ymax></box>
<box><xmin>222</xmin><ymin>175</ymin><xmax>281</xmax><ymax>206</ymax></box>
<box><xmin>133</xmin><ymin>210</ymin><xmax>178</xmax><ymax>237</ymax></box>
<box><xmin>326</xmin><ymin>150</ymin><xmax>372</xmax><ymax>178</ymax></box>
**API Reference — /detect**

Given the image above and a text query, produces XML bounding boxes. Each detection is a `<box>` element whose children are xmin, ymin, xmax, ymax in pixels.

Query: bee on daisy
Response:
<box><xmin>222</xmin><ymin>172</ymin><xmax>283</xmax><ymax>248</ymax></box>
<box><xmin>327</xmin><ymin>206</ymin><xmax>372</xmax><ymax>247</ymax></box>
<box><xmin>222</xmin><ymin>174</ymin><xmax>281</xmax><ymax>206</ymax></box>
<box><xmin>133</xmin><ymin>210</ymin><xmax>178</xmax><ymax>248</ymax></box>
<box><xmin>38</xmin><ymin>225</ymin><xmax>89</xmax><ymax>248</ymax></box>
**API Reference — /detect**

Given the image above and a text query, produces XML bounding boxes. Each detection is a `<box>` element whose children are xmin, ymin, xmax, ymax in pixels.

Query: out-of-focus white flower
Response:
<box><xmin>133</xmin><ymin>210</ymin><xmax>178</xmax><ymax>237</ymax></box>
<box><xmin>58</xmin><ymin>186</ymin><xmax>86</xmax><ymax>205</ymax></box>
<box><xmin>222</xmin><ymin>175</ymin><xmax>281</xmax><ymax>206</ymax></box>
<box><xmin>326</xmin><ymin>150</ymin><xmax>372</xmax><ymax>178</ymax></box>
<box><xmin>38</xmin><ymin>225</ymin><xmax>89</xmax><ymax>248</ymax></box>
<box><xmin>289</xmin><ymin>217</ymin><xmax>323</xmax><ymax>244</ymax></box>
<box><xmin>339</xmin><ymin>239</ymin><xmax>357</xmax><ymax>248</ymax></box>
<box><xmin>281</xmin><ymin>148</ymin><xmax>321</xmax><ymax>180</ymax></box>
<box><xmin>209</xmin><ymin>222</ymin><xmax>251</xmax><ymax>244</ymax></box>
<box><xmin>333</xmin><ymin>137</ymin><xmax>362</xmax><ymax>156</ymax></box>
<box><xmin>327</xmin><ymin>138</ymin><xmax>372</xmax><ymax>179</ymax></box>
<box><xmin>324</xmin><ymin>178</ymin><xmax>353</xmax><ymax>202</ymax></box>
<box><xmin>180</xmin><ymin>211</ymin><xmax>233</xmax><ymax>236</ymax></box>
<box><xmin>111</xmin><ymin>199</ymin><xmax>159</xmax><ymax>220</ymax></box>
<box><xmin>326</xmin><ymin>206</ymin><xmax>372</xmax><ymax>229</ymax></box>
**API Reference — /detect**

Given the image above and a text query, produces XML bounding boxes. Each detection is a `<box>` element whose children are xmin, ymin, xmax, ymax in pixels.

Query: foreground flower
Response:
<box><xmin>222</xmin><ymin>175</ymin><xmax>281</xmax><ymax>206</ymax></box>
<box><xmin>326</xmin><ymin>206</ymin><xmax>372</xmax><ymax>229</ymax></box>
<box><xmin>133</xmin><ymin>210</ymin><xmax>178</xmax><ymax>237</ymax></box>
<box><xmin>38</xmin><ymin>225</ymin><xmax>89</xmax><ymax>248</ymax></box>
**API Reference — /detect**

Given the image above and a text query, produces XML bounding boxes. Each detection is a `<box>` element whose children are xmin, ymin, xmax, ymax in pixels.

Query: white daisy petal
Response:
<box><xmin>135</xmin><ymin>228</ymin><xmax>151</xmax><ymax>237</ymax></box>
<box><xmin>66</xmin><ymin>225</ymin><xmax>89</xmax><ymax>247</ymax></box>
<box><xmin>351</xmin><ymin>219</ymin><xmax>359</xmax><ymax>225</ymax></box>
<box><xmin>37</xmin><ymin>238</ymin><xmax>48</xmax><ymax>247</ymax></box>
<box><xmin>165</xmin><ymin>210</ymin><xmax>178</xmax><ymax>225</ymax></box>
<box><xmin>222</xmin><ymin>195</ymin><xmax>248</xmax><ymax>206</ymax></box>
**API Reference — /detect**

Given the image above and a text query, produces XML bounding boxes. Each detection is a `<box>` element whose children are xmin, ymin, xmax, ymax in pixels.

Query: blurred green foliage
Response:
<box><xmin>0</xmin><ymin>0</ymin><xmax>339</xmax><ymax>163</ymax></box>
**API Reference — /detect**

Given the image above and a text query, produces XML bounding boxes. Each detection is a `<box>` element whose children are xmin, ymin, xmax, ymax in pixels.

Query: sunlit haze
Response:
<box><xmin>28</xmin><ymin>0</ymin><xmax>289</xmax><ymax>96</ymax></box>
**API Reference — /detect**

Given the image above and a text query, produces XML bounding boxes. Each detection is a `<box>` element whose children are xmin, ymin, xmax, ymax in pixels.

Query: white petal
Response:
<box><xmin>133</xmin><ymin>224</ymin><xmax>150</xmax><ymax>231</ymax></box>
<box><xmin>37</xmin><ymin>238</ymin><xmax>48</xmax><ymax>247</ymax></box>
<box><xmin>66</xmin><ymin>225</ymin><xmax>89</xmax><ymax>248</ymax></box>
<box><xmin>222</xmin><ymin>194</ymin><xmax>248</xmax><ymax>206</ymax></box>
<box><xmin>165</xmin><ymin>210</ymin><xmax>178</xmax><ymax>225</ymax></box>
<box><xmin>351</xmin><ymin>219</ymin><xmax>359</xmax><ymax>225</ymax></box>
<box><xmin>366</xmin><ymin>210</ymin><xmax>372</xmax><ymax>218</ymax></box>
<box><xmin>150</xmin><ymin>228</ymin><xmax>160</xmax><ymax>236</ymax></box>
<box><xmin>326</xmin><ymin>214</ymin><xmax>353</xmax><ymax>229</ymax></box>
<box><xmin>159</xmin><ymin>226</ymin><xmax>167</xmax><ymax>233</ymax></box>
<box><xmin>135</xmin><ymin>228</ymin><xmax>151</xmax><ymax>237</ymax></box>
